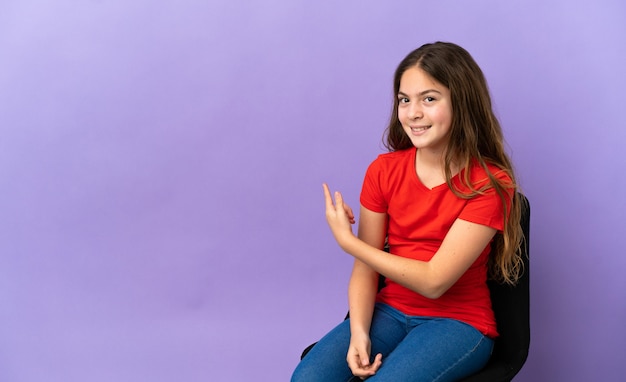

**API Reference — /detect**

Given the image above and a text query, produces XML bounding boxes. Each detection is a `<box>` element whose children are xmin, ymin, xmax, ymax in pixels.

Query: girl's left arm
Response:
<box><xmin>323</xmin><ymin>184</ymin><xmax>496</xmax><ymax>299</ymax></box>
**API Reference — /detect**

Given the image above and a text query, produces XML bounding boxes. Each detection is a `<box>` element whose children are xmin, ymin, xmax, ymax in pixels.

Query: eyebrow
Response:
<box><xmin>397</xmin><ymin>89</ymin><xmax>442</xmax><ymax>97</ymax></box>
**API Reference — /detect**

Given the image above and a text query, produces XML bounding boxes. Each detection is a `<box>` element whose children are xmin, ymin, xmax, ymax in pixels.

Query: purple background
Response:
<box><xmin>1</xmin><ymin>1</ymin><xmax>624</xmax><ymax>381</ymax></box>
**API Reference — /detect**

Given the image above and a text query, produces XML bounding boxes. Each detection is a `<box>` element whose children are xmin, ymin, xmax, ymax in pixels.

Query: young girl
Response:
<box><xmin>291</xmin><ymin>42</ymin><xmax>524</xmax><ymax>382</ymax></box>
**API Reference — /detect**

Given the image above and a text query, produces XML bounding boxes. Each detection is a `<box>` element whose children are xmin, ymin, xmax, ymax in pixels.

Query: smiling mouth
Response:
<box><xmin>411</xmin><ymin>126</ymin><xmax>430</xmax><ymax>132</ymax></box>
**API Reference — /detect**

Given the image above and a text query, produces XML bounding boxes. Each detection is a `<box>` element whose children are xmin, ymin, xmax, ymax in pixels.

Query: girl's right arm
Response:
<box><xmin>346</xmin><ymin>206</ymin><xmax>387</xmax><ymax>378</ymax></box>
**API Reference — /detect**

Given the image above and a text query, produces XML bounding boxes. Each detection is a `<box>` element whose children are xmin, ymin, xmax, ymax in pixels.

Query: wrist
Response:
<box><xmin>350</xmin><ymin>328</ymin><xmax>370</xmax><ymax>340</ymax></box>
<box><xmin>337</xmin><ymin>231</ymin><xmax>358</xmax><ymax>253</ymax></box>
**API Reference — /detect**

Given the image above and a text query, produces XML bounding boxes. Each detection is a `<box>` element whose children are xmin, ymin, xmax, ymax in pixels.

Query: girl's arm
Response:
<box><xmin>345</xmin><ymin>206</ymin><xmax>386</xmax><ymax>377</ymax></box>
<box><xmin>349</xmin><ymin>206</ymin><xmax>386</xmax><ymax>335</ymax></box>
<box><xmin>324</xmin><ymin>184</ymin><xmax>496</xmax><ymax>299</ymax></box>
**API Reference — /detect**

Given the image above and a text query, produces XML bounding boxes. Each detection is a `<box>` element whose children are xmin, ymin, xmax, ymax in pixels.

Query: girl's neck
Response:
<box><xmin>414</xmin><ymin>148</ymin><xmax>459</xmax><ymax>189</ymax></box>
<box><xmin>415</xmin><ymin>147</ymin><xmax>446</xmax><ymax>169</ymax></box>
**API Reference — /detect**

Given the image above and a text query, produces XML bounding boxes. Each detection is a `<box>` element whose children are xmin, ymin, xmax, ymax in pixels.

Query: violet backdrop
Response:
<box><xmin>1</xmin><ymin>0</ymin><xmax>625</xmax><ymax>381</ymax></box>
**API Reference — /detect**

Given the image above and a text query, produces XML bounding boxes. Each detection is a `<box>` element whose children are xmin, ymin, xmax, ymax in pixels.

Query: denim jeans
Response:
<box><xmin>292</xmin><ymin>303</ymin><xmax>493</xmax><ymax>382</ymax></box>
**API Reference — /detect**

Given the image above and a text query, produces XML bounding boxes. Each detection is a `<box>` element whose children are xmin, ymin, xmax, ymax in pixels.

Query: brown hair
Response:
<box><xmin>384</xmin><ymin>42</ymin><xmax>524</xmax><ymax>284</ymax></box>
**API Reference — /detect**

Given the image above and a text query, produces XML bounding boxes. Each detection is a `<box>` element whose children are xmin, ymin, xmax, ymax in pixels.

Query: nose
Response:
<box><xmin>408</xmin><ymin>103</ymin><xmax>423</xmax><ymax>119</ymax></box>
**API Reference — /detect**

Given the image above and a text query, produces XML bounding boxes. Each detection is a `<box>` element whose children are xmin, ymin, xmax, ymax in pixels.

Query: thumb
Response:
<box><xmin>358</xmin><ymin>350</ymin><xmax>370</xmax><ymax>367</ymax></box>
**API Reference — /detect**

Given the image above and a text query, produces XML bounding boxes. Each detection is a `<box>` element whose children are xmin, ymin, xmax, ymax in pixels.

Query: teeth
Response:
<box><xmin>411</xmin><ymin>126</ymin><xmax>429</xmax><ymax>132</ymax></box>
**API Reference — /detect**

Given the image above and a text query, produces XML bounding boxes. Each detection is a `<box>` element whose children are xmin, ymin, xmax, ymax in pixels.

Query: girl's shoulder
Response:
<box><xmin>458</xmin><ymin>159</ymin><xmax>513</xmax><ymax>191</ymax></box>
<box><xmin>371</xmin><ymin>148</ymin><xmax>414</xmax><ymax>165</ymax></box>
<box><xmin>481</xmin><ymin>161</ymin><xmax>512</xmax><ymax>182</ymax></box>
<box><xmin>364</xmin><ymin>149</ymin><xmax>415</xmax><ymax>186</ymax></box>
<box><xmin>469</xmin><ymin>160</ymin><xmax>508</xmax><ymax>175</ymax></box>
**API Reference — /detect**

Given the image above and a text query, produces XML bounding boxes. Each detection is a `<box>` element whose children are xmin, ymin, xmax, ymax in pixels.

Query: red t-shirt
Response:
<box><xmin>360</xmin><ymin>148</ymin><xmax>512</xmax><ymax>338</ymax></box>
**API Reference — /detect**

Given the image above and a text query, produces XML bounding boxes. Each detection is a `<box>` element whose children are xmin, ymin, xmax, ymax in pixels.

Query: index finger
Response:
<box><xmin>322</xmin><ymin>183</ymin><xmax>334</xmax><ymax>208</ymax></box>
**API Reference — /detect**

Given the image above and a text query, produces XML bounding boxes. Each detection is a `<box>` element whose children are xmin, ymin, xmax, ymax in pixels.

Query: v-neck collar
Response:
<box><xmin>410</xmin><ymin>148</ymin><xmax>459</xmax><ymax>192</ymax></box>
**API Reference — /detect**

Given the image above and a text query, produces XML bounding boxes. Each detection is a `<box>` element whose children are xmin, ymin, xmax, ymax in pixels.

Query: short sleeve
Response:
<box><xmin>360</xmin><ymin>157</ymin><xmax>387</xmax><ymax>213</ymax></box>
<box><xmin>458</xmin><ymin>189</ymin><xmax>508</xmax><ymax>231</ymax></box>
<box><xmin>458</xmin><ymin>166</ymin><xmax>514</xmax><ymax>231</ymax></box>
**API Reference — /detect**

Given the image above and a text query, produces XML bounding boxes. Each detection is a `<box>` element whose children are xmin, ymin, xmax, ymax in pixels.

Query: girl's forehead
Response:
<box><xmin>399</xmin><ymin>67</ymin><xmax>447</xmax><ymax>93</ymax></box>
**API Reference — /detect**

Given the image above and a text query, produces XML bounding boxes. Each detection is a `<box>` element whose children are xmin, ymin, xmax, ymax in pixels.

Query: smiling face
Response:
<box><xmin>397</xmin><ymin>66</ymin><xmax>453</xmax><ymax>157</ymax></box>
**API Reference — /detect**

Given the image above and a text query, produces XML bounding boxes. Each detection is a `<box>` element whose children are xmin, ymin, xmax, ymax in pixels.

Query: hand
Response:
<box><xmin>323</xmin><ymin>183</ymin><xmax>356</xmax><ymax>246</ymax></box>
<box><xmin>346</xmin><ymin>332</ymin><xmax>383</xmax><ymax>379</ymax></box>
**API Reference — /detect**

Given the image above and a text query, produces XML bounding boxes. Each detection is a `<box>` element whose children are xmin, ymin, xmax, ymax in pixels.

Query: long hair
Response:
<box><xmin>383</xmin><ymin>42</ymin><xmax>524</xmax><ymax>285</ymax></box>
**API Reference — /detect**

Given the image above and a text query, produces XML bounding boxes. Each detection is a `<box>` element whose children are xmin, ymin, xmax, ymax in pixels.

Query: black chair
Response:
<box><xmin>301</xmin><ymin>194</ymin><xmax>530</xmax><ymax>382</ymax></box>
<box><xmin>459</xmin><ymin>193</ymin><xmax>530</xmax><ymax>381</ymax></box>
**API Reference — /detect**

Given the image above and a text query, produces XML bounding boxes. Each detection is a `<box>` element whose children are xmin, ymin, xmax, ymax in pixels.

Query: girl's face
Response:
<box><xmin>397</xmin><ymin>66</ymin><xmax>453</xmax><ymax>156</ymax></box>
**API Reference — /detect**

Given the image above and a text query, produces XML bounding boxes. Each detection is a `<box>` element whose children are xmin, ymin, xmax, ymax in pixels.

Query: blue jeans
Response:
<box><xmin>292</xmin><ymin>303</ymin><xmax>493</xmax><ymax>382</ymax></box>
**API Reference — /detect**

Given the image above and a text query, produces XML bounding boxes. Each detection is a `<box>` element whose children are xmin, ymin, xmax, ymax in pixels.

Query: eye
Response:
<box><xmin>398</xmin><ymin>97</ymin><xmax>409</xmax><ymax>104</ymax></box>
<box><xmin>424</xmin><ymin>96</ymin><xmax>436</xmax><ymax>103</ymax></box>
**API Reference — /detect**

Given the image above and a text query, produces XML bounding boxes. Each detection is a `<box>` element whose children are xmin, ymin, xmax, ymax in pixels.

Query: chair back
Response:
<box><xmin>460</xmin><ymin>192</ymin><xmax>530</xmax><ymax>381</ymax></box>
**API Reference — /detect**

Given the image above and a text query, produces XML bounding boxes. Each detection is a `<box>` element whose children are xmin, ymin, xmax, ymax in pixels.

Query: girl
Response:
<box><xmin>292</xmin><ymin>42</ymin><xmax>524</xmax><ymax>382</ymax></box>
